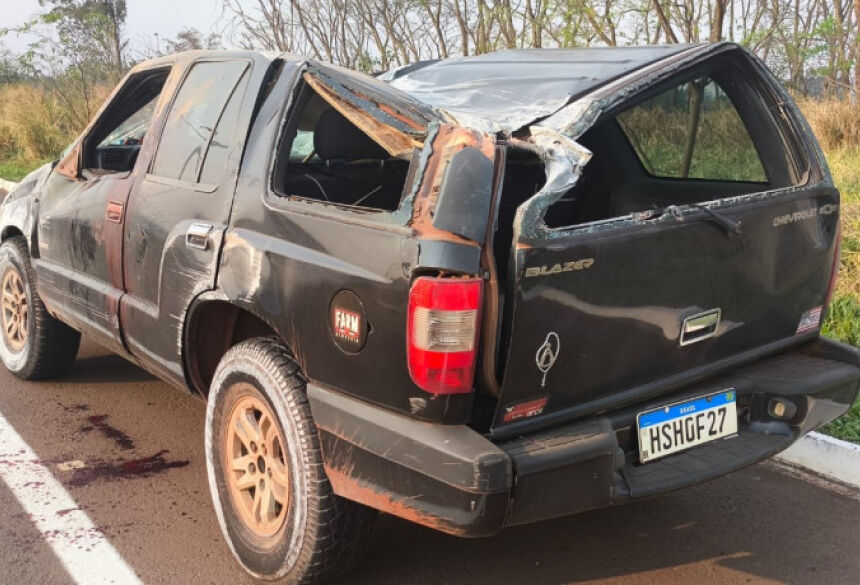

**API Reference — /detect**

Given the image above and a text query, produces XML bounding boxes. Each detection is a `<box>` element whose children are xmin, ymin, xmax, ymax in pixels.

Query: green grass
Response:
<box><xmin>821</xmin><ymin>295</ymin><xmax>860</xmax><ymax>443</ymax></box>
<box><xmin>828</xmin><ymin>148</ymin><xmax>860</xmax><ymax>203</ymax></box>
<box><xmin>821</xmin><ymin>399</ymin><xmax>860</xmax><ymax>443</ymax></box>
<box><xmin>822</xmin><ymin>295</ymin><xmax>860</xmax><ymax>347</ymax></box>
<box><xmin>820</xmin><ymin>147</ymin><xmax>860</xmax><ymax>443</ymax></box>
<box><xmin>0</xmin><ymin>160</ymin><xmax>36</xmax><ymax>182</ymax></box>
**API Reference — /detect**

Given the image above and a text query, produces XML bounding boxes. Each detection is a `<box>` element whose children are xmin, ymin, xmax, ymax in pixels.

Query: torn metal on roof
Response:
<box><xmin>385</xmin><ymin>44</ymin><xmax>702</xmax><ymax>134</ymax></box>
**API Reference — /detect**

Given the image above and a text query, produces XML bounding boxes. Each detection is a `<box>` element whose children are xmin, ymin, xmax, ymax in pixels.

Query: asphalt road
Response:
<box><xmin>1</xmin><ymin>338</ymin><xmax>859</xmax><ymax>585</ymax></box>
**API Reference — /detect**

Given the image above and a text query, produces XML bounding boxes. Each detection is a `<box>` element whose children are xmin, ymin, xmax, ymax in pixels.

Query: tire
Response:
<box><xmin>205</xmin><ymin>337</ymin><xmax>376</xmax><ymax>584</ymax></box>
<box><xmin>0</xmin><ymin>236</ymin><xmax>80</xmax><ymax>379</ymax></box>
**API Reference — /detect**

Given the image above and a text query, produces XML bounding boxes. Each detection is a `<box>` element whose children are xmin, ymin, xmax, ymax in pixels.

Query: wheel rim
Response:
<box><xmin>225</xmin><ymin>386</ymin><xmax>291</xmax><ymax>538</ymax></box>
<box><xmin>1</xmin><ymin>268</ymin><xmax>28</xmax><ymax>352</ymax></box>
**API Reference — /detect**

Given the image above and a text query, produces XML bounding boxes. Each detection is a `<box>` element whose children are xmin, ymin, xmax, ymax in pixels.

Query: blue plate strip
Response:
<box><xmin>639</xmin><ymin>390</ymin><xmax>736</xmax><ymax>428</ymax></box>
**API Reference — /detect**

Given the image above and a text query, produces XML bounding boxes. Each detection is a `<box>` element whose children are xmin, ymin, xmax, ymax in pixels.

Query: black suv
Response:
<box><xmin>1</xmin><ymin>44</ymin><xmax>857</xmax><ymax>584</ymax></box>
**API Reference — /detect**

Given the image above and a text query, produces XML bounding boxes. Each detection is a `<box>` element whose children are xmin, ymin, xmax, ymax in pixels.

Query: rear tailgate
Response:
<box><xmin>493</xmin><ymin>188</ymin><xmax>840</xmax><ymax>434</ymax></box>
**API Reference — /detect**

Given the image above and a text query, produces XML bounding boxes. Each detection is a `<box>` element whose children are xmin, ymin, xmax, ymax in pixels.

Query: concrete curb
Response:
<box><xmin>775</xmin><ymin>431</ymin><xmax>860</xmax><ymax>487</ymax></box>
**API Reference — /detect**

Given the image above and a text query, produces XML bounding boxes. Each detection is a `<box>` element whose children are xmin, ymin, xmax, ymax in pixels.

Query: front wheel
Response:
<box><xmin>205</xmin><ymin>338</ymin><xmax>375</xmax><ymax>584</ymax></box>
<box><xmin>0</xmin><ymin>236</ymin><xmax>80</xmax><ymax>379</ymax></box>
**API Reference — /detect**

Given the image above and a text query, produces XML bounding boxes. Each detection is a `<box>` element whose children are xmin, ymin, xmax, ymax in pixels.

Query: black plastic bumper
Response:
<box><xmin>308</xmin><ymin>337</ymin><xmax>860</xmax><ymax>537</ymax></box>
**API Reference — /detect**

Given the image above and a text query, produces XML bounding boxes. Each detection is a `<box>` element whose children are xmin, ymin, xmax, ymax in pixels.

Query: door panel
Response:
<box><xmin>35</xmin><ymin>171</ymin><xmax>129</xmax><ymax>355</ymax></box>
<box><xmin>120</xmin><ymin>58</ymin><xmax>265</xmax><ymax>387</ymax></box>
<box><xmin>120</xmin><ymin>178</ymin><xmax>231</xmax><ymax>383</ymax></box>
<box><xmin>34</xmin><ymin>67</ymin><xmax>173</xmax><ymax>356</ymax></box>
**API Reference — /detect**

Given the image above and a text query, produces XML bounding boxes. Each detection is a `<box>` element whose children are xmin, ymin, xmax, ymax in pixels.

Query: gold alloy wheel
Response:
<box><xmin>1</xmin><ymin>268</ymin><xmax>28</xmax><ymax>352</ymax></box>
<box><xmin>225</xmin><ymin>387</ymin><xmax>291</xmax><ymax>538</ymax></box>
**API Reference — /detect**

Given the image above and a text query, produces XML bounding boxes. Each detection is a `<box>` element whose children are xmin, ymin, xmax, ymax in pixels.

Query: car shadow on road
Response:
<box><xmin>338</xmin><ymin>465</ymin><xmax>858</xmax><ymax>585</ymax></box>
<box><xmin>63</xmin><ymin>353</ymin><xmax>157</xmax><ymax>385</ymax></box>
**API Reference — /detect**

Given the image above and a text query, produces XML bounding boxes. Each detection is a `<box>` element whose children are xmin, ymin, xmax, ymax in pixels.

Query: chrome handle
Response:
<box><xmin>680</xmin><ymin>308</ymin><xmax>721</xmax><ymax>346</ymax></box>
<box><xmin>186</xmin><ymin>223</ymin><xmax>214</xmax><ymax>250</ymax></box>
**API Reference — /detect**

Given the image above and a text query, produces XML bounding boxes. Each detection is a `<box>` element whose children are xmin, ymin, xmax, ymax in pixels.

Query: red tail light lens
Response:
<box><xmin>407</xmin><ymin>277</ymin><xmax>483</xmax><ymax>394</ymax></box>
<box><xmin>824</xmin><ymin>219</ymin><xmax>842</xmax><ymax>310</ymax></box>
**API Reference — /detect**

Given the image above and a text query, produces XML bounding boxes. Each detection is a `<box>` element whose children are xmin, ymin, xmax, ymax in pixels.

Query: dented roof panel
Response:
<box><xmin>307</xmin><ymin>62</ymin><xmax>443</xmax><ymax>134</ymax></box>
<box><xmin>386</xmin><ymin>44</ymin><xmax>702</xmax><ymax>133</ymax></box>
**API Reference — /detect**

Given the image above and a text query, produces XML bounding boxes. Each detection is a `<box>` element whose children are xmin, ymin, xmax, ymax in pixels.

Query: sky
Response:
<box><xmin>1</xmin><ymin>0</ymin><xmax>227</xmax><ymax>55</ymax></box>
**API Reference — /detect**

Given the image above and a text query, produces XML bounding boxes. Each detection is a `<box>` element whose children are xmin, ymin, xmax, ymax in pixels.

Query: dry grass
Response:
<box><xmin>0</xmin><ymin>85</ymin><xmax>72</xmax><ymax>165</ymax></box>
<box><xmin>0</xmin><ymin>84</ymin><xmax>110</xmax><ymax>174</ymax></box>
<box><xmin>797</xmin><ymin>97</ymin><xmax>860</xmax><ymax>152</ymax></box>
<box><xmin>617</xmin><ymin>93</ymin><xmax>767</xmax><ymax>182</ymax></box>
<box><xmin>807</xmin><ymin>99</ymin><xmax>860</xmax><ymax>443</ymax></box>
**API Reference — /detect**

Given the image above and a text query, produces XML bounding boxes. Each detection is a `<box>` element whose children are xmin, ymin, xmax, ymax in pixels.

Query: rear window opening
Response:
<box><xmin>493</xmin><ymin>57</ymin><xmax>807</xmax><ymax>253</ymax></box>
<box><xmin>272</xmin><ymin>81</ymin><xmax>413</xmax><ymax>212</ymax></box>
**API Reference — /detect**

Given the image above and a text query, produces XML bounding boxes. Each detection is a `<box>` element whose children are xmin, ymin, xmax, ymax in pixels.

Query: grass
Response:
<box><xmin>823</xmin><ymin>400</ymin><xmax>860</xmax><ymax>443</ymax></box>
<box><xmin>819</xmin><ymin>145</ymin><xmax>860</xmax><ymax>443</ymax></box>
<box><xmin>0</xmin><ymin>161</ymin><xmax>40</xmax><ymax>182</ymax></box>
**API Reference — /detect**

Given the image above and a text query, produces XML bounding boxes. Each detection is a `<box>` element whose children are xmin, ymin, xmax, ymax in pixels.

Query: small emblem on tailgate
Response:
<box><xmin>796</xmin><ymin>305</ymin><xmax>822</xmax><ymax>334</ymax></box>
<box><xmin>772</xmin><ymin>203</ymin><xmax>838</xmax><ymax>227</ymax></box>
<box><xmin>524</xmin><ymin>258</ymin><xmax>594</xmax><ymax>278</ymax></box>
<box><xmin>535</xmin><ymin>332</ymin><xmax>560</xmax><ymax>387</ymax></box>
<box><xmin>503</xmin><ymin>396</ymin><xmax>549</xmax><ymax>423</ymax></box>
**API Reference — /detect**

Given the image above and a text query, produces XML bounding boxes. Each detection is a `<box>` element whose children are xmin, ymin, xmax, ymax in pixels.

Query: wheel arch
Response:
<box><xmin>183</xmin><ymin>293</ymin><xmax>297</xmax><ymax>398</ymax></box>
<box><xmin>1</xmin><ymin>225</ymin><xmax>24</xmax><ymax>242</ymax></box>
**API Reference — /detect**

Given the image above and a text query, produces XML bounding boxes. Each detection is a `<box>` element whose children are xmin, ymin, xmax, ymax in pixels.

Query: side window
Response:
<box><xmin>273</xmin><ymin>83</ymin><xmax>412</xmax><ymax>212</ymax></box>
<box><xmin>617</xmin><ymin>78</ymin><xmax>767</xmax><ymax>183</ymax></box>
<box><xmin>151</xmin><ymin>61</ymin><xmax>248</xmax><ymax>184</ymax></box>
<box><xmin>199</xmin><ymin>72</ymin><xmax>250</xmax><ymax>184</ymax></box>
<box><xmin>82</xmin><ymin>68</ymin><xmax>170</xmax><ymax>173</ymax></box>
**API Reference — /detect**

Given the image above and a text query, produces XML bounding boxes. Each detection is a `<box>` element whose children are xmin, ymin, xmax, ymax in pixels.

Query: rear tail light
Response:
<box><xmin>407</xmin><ymin>276</ymin><xmax>483</xmax><ymax>394</ymax></box>
<box><xmin>824</xmin><ymin>219</ymin><xmax>842</xmax><ymax>310</ymax></box>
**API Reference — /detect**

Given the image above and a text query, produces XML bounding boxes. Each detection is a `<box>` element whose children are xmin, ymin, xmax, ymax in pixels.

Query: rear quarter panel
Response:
<box><xmin>217</xmin><ymin>61</ymin><xmax>476</xmax><ymax>423</ymax></box>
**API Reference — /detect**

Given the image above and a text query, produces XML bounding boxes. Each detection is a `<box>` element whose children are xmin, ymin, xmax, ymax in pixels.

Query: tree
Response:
<box><xmin>39</xmin><ymin>0</ymin><xmax>128</xmax><ymax>81</ymax></box>
<box><xmin>163</xmin><ymin>28</ymin><xmax>223</xmax><ymax>53</ymax></box>
<box><xmin>0</xmin><ymin>49</ymin><xmax>27</xmax><ymax>85</ymax></box>
<box><xmin>214</xmin><ymin>0</ymin><xmax>857</xmax><ymax>93</ymax></box>
<box><xmin>855</xmin><ymin>0</ymin><xmax>860</xmax><ymax>96</ymax></box>
<box><xmin>1</xmin><ymin>0</ymin><xmax>129</xmax><ymax>128</ymax></box>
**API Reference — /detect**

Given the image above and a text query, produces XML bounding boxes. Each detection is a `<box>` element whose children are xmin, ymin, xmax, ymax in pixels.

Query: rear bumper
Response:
<box><xmin>308</xmin><ymin>337</ymin><xmax>860</xmax><ymax>537</ymax></box>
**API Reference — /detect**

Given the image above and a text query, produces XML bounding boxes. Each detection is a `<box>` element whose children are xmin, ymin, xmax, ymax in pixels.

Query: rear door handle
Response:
<box><xmin>186</xmin><ymin>223</ymin><xmax>214</xmax><ymax>250</ymax></box>
<box><xmin>680</xmin><ymin>308</ymin><xmax>721</xmax><ymax>346</ymax></box>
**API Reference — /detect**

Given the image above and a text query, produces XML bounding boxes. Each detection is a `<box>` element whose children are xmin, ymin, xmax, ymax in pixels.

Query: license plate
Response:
<box><xmin>637</xmin><ymin>390</ymin><xmax>737</xmax><ymax>463</ymax></box>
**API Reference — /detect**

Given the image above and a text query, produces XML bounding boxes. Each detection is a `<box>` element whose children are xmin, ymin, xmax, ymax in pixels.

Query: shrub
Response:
<box><xmin>0</xmin><ymin>85</ymin><xmax>73</xmax><ymax>164</ymax></box>
<box><xmin>796</xmin><ymin>97</ymin><xmax>860</xmax><ymax>152</ymax></box>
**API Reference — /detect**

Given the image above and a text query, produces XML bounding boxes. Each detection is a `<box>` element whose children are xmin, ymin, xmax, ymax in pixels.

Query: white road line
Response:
<box><xmin>0</xmin><ymin>409</ymin><xmax>143</xmax><ymax>585</ymax></box>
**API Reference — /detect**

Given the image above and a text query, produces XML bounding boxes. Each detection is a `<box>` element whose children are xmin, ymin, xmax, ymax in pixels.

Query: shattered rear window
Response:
<box><xmin>617</xmin><ymin>78</ymin><xmax>767</xmax><ymax>183</ymax></box>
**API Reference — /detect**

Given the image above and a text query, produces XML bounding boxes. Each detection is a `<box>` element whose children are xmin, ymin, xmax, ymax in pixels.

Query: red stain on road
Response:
<box><xmin>66</xmin><ymin>450</ymin><xmax>189</xmax><ymax>487</ymax></box>
<box><xmin>83</xmin><ymin>414</ymin><xmax>135</xmax><ymax>450</ymax></box>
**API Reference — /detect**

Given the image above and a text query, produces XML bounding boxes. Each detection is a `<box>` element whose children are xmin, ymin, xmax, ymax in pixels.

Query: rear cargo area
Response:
<box><xmin>487</xmin><ymin>53</ymin><xmax>841</xmax><ymax>436</ymax></box>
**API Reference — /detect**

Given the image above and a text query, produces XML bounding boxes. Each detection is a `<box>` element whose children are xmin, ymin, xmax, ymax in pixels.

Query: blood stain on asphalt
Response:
<box><xmin>83</xmin><ymin>414</ymin><xmax>135</xmax><ymax>450</ymax></box>
<box><xmin>66</xmin><ymin>450</ymin><xmax>189</xmax><ymax>487</ymax></box>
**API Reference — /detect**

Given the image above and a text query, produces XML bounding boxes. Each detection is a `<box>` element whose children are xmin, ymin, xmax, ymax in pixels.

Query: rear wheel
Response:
<box><xmin>205</xmin><ymin>338</ymin><xmax>375</xmax><ymax>584</ymax></box>
<box><xmin>0</xmin><ymin>236</ymin><xmax>80</xmax><ymax>379</ymax></box>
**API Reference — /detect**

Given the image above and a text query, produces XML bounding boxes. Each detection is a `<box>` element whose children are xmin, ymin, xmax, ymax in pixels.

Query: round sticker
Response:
<box><xmin>328</xmin><ymin>290</ymin><xmax>369</xmax><ymax>353</ymax></box>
